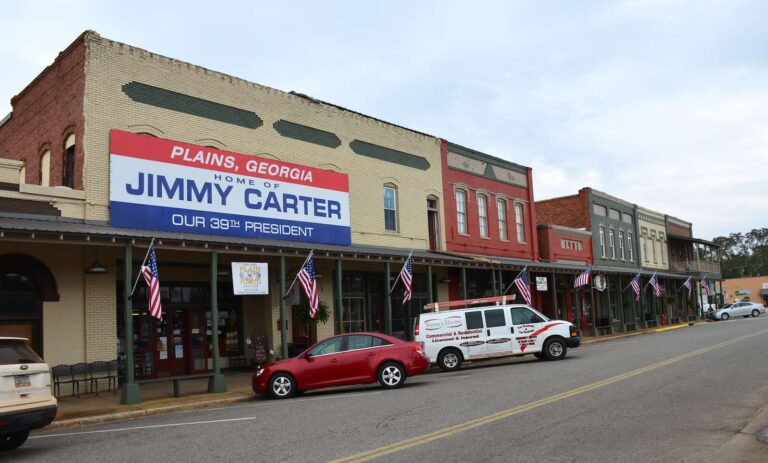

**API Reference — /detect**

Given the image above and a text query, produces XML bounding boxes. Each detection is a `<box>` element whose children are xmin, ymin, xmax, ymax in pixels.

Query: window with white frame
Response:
<box><xmin>609</xmin><ymin>228</ymin><xmax>616</xmax><ymax>259</ymax></box>
<box><xmin>515</xmin><ymin>202</ymin><xmax>525</xmax><ymax>243</ymax></box>
<box><xmin>40</xmin><ymin>150</ymin><xmax>50</xmax><ymax>186</ymax></box>
<box><xmin>478</xmin><ymin>194</ymin><xmax>489</xmax><ymax>238</ymax></box>
<box><xmin>497</xmin><ymin>198</ymin><xmax>508</xmax><ymax>240</ymax></box>
<box><xmin>628</xmin><ymin>232</ymin><xmax>634</xmax><ymax>261</ymax></box>
<box><xmin>383</xmin><ymin>185</ymin><xmax>398</xmax><ymax>231</ymax></box>
<box><xmin>455</xmin><ymin>189</ymin><xmax>468</xmax><ymax>235</ymax></box>
<box><xmin>660</xmin><ymin>233</ymin><xmax>667</xmax><ymax>264</ymax></box>
<box><xmin>619</xmin><ymin>230</ymin><xmax>625</xmax><ymax>260</ymax></box>
<box><xmin>599</xmin><ymin>226</ymin><xmax>606</xmax><ymax>258</ymax></box>
<box><xmin>651</xmin><ymin>231</ymin><xmax>657</xmax><ymax>263</ymax></box>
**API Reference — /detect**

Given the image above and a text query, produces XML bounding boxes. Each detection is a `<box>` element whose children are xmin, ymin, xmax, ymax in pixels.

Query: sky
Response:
<box><xmin>1</xmin><ymin>0</ymin><xmax>766</xmax><ymax>240</ymax></box>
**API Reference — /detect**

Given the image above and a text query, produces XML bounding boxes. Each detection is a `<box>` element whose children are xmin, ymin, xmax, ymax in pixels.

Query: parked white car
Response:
<box><xmin>713</xmin><ymin>302</ymin><xmax>766</xmax><ymax>321</ymax></box>
<box><xmin>0</xmin><ymin>338</ymin><xmax>57</xmax><ymax>451</ymax></box>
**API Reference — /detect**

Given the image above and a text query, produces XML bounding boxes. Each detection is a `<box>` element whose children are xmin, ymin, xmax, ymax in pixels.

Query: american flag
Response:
<box><xmin>649</xmin><ymin>272</ymin><xmax>661</xmax><ymax>297</ymax></box>
<box><xmin>700</xmin><ymin>276</ymin><xmax>711</xmax><ymax>297</ymax></box>
<box><xmin>398</xmin><ymin>254</ymin><xmax>413</xmax><ymax>305</ymax></box>
<box><xmin>298</xmin><ymin>253</ymin><xmax>319</xmax><ymax>319</ymax></box>
<box><xmin>682</xmin><ymin>276</ymin><xmax>693</xmax><ymax>298</ymax></box>
<box><xmin>574</xmin><ymin>268</ymin><xmax>591</xmax><ymax>288</ymax></box>
<box><xmin>513</xmin><ymin>267</ymin><xmax>532</xmax><ymax>305</ymax></box>
<box><xmin>630</xmin><ymin>273</ymin><xmax>642</xmax><ymax>301</ymax></box>
<box><xmin>141</xmin><ymin>243</ymin><xmax>162</xmax><ymax>320</ymax></box>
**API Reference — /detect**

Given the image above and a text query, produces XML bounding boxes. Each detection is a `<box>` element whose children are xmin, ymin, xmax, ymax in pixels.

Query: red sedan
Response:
<box><xmin>252</xmin><ymin>332</ymin><xmax>430</xmax><ymax>399</ymax></box>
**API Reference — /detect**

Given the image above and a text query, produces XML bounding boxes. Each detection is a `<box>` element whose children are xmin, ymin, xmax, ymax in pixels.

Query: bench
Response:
<box><xmin>137</xmin><ymin>373</ymin><xmax>216</xmax><ymax>397</ymax></box>
<box><xmin>596</xmin><ymin>325</ymin><xmax>614</xmax><ymax>336</ymax></box>
<box><xmin>624</xmin><ymin>323</ymin><xmax>637</xmax><ymax>332</ymax></box>
<box><xmin>670</xmin><ymin>317</ymin><xmax>681</xmax><ymax>325</ymax></box>
<box><xmin>227</xmin><ymin>356</ymin><xmax>250</xmax><ymax>370</ymax></box>
<box><xmin>645</xmin><ymin>320</ymin><xmax>659</xmax><ymax>328</ymax></box>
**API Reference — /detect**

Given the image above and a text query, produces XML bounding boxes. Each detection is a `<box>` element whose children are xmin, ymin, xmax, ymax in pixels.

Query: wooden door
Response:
<box><xmin>187</xmin><ymin>309</ymin><xmax>208</xmax><ymax>373</ymax></box>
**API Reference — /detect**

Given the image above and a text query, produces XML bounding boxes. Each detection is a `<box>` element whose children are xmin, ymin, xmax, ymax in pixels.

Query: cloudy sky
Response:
<box><xmin>2</xmin><ymin>0</ymin><xmax>766</xmax><ymax>240</ymax></box>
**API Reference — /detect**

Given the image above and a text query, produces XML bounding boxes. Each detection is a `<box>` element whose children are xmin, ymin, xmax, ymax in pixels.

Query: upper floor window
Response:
<box><xmin>650</xmin><ymin>231</ymin><xmax>657</xmax><ymax>263</ymax></box>
<box><xmin>478</xmin><ymin>194</ymin><xmax>489</xmax><ymax>238</ymax></box>
<box><xmin>622</xmin><ymin>213</ymin><xmax>633</xmax><ymax>224</ymax></box>
<box><xmin>618</xmin><ymin>230</ymin><xmax>625</xmax><ymax>260</ymax></box>
<box><xmin>599</xmin><ymin>226</ymin><xmax>606</xmax><ymax>258</ymax></box>
<box><xmin>515</xmin><ymin>202</ymin><xmax>525</xmax><ymax>243</ymax></box>
<box><xmin>609</xmin><ymin>229</ymin><xmax>616</xmax><ymax>259</ymax></box>
<box><xmin>660</xmin><ymin>233</ymin><xmax>667</xmax><ymax>265</ymax></box>
<box><xmin>497</xmin><ymin>198</ymin><xmax>508</xmax><ymax>241</ymax></box>
<box><xmin>593</xmin><ymin>204</ymin><xmax>607</xmax><ymax>216</ymax></box>
<box><xmin>641</xmin><ymin>233</ymin><xmax>649</xmax><ymax>262</ymax></box>
<box><xmin>383</xmin><ymin>185</ymin><xmax>398</xmax><ymax>232</ymax></box>
<box><xmin>63</xmin><ymin>134</ymin><xmax>76</xmax><ymax>188</ymax></box>
<box><xmin>40</xmin><ymin>150</ymin><xmax>50</xmax><ymax>187</ymax></box>
<box><xmin>609</xmin><ymin>209</ymin><xmax>621</xmax><ymax>220</ymax></box>
<box><xmin>628</xmin><ymin>233</ymin><xmax>634</xmax><ymax>261</ymax></box>
<box><xmin>455</xmin><ymin>189</ymin><xmax>468</xmax><ymax>235</ymax></box>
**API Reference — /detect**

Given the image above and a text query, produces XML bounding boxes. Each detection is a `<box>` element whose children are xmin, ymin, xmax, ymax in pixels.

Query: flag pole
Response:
<box><xmin>389</xmin><ymin>251</ymin><xmax>413</xmax><ymax>293</ymax></box>
<box><xmin>128</xmin><ymin>238</ymin><xmax>155</xmax><ymax>299</ymax></box>
<box><xmin>283</xmin><ymin>250</ymin><xmax>313</xmax><ymax>299</ymax></box>
<box><xmin>502</xmin><ymin>266</ymin><xmax>526</xmax><ymax>295</ymax></box>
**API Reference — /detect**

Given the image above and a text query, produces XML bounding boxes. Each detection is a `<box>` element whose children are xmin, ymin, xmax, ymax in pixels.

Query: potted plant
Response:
<box><xmin>294</xmin><ymin>300</ymin><xmax>330</xmax><ymax>345</ymax></box>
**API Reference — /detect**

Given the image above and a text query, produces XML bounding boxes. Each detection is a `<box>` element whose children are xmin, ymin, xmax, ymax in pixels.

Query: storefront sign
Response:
<box><xmin>536</xmin><ymin>277</ymin><xmax>548</xmax><ymax>291</ymax></box>
<box><xmin>109</xmin><ymin>130</ymin><xmax>351</xmax><ymax>245</ymax></box>
<box><xmin>593</xmin><ymin>274</ymin><xmax>607</xmax><ymax>291</ymax></box>
<box><xmin>762</xmin><ymin>283</ymin><xmax>768</xmax><ymax>290</ymax></box>
<box><xmin>231</xmin><ymin>262</ymin><xmax>269</xmax><ymax>295</ymax></box>
<box><xmin>735</xmin><ymin>289</ymin><xmax>751</xmax><ymax>296</ymax></box>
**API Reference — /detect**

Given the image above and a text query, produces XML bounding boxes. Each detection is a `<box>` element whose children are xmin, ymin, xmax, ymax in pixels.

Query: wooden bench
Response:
<box><xmin>596</xmin><ymin>325</ymin><xmax>614</xmax><ymax>335</ymax></box>
<box><xmin>137</xmin><ymin>373</ymin><xmax>216</xmax><ymax>397</ymax></box>
<box><xmin>670</xmin><ymin>317</ymin><xmax>681</xmax><ymax>325</ymax></box>
<box><xmin>624</xmin><ymin>323</ymin><xmax>637</xmax><ymax>332</ymax></box>
<box><xmin>645</xmin><ymin>320</ymin><xmax>659</xmax><ymax>328</ymax></box>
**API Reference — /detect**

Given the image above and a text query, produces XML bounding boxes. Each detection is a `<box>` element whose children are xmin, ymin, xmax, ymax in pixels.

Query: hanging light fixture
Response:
<box><xmin>85</xmin><ymin>247</ymin><xmax>108</xmax><ymax>274</ymax></box>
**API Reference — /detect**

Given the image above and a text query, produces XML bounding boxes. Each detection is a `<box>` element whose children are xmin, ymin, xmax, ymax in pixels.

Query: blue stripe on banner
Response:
<box><xmin>110</xmin><ymin>202</ymin><xmax>352</xmax><ymax>246</ymax></box>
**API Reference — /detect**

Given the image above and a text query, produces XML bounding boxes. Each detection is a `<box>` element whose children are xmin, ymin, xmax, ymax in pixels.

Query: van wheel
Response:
<box><xmin>543</xmin><ymin>338</ymin><xmax>567</xmax><ymax>361</ymax></box>
<box><xmin>0</xmin><ymin>430</ymin><xmax>29</xmax><ymax>451</ymax></box>
<box><xmin>437</xmin><ymin>348</ymin><xmax>462</xmax><ymax>371</ymax></box>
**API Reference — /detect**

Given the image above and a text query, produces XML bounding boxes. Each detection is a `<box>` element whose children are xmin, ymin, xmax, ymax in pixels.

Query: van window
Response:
<box><xmin>484</xmin><ymin>309</ymin><xmax>506</xmax><ymax>327</ymax></box>
<box><xmin>465</xmin><ymin>311</ymin><xmax>484</xmax><ymax>329</ymax></box>
<box><xmin>510</xmin><ymin>307</ymin><xmax>545</xmax><ymax>325</ymax></box>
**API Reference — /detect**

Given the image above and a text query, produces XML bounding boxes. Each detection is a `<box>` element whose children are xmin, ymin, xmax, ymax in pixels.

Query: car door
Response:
<box><xmin>509</xmin><ymin>306</ymin><xmax>550</xmax><ymax>353</ymax></box>
<box><xmin>300</xmin><ymin>336</ymin><xmax>346</xmax><ymax>389</ymax></box>
<box><xmin>339</xmin><ymin>335</ymin><xmax>389</xmax><ymax>384</ymax></box>
<box><xmin>481</xmin><ymin>308</ymin><xmax>513</xmax><ymax>357</ymax></box>
<box><xmin>733</xmin><ymin>303</ymin><xmax>747</xmax><ymax>317</ymax></box>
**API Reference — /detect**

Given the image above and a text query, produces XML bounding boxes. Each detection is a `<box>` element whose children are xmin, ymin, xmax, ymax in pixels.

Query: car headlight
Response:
<box><xmin>255</xmin><ymin>368</ymin><xmax>264</xmax><ymax>377</ymax></box>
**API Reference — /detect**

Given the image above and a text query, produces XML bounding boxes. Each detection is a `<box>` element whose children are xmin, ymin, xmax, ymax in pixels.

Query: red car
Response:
<box><xmin>252</xmin><ymin>332</ymin><xmax>430</xmax><ymax>399</ymax></box>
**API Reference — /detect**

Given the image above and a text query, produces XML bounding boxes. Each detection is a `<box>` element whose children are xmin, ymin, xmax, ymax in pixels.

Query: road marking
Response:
<box><xmin>329</xmin><ymin>328</ymin><xmax>768</xmax><ymax>463</ymax></box>
<box><xmin>655</xmin><ymin>324</ymin><xmax>693</xmax><ymax>333</ymax></box>
<box><xmin>31</xmin><ymin>391</ymin><xmax>382</xmax><ymax>439</ymax></box>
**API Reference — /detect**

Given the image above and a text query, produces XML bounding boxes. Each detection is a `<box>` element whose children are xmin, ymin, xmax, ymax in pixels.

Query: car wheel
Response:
<box><xmin>0</xmin><ymin>430</ymin><xmax>29</xmax><ymax>451</ymax></box>
<box><xmin>752</xmin><ymin>309</ymin><xmax>760</xmax><ymax>318</ymax></box>
<box><xmin>543</xmin><ymin>338</ymin><xmax>567</xmax><ymax>361</ymax></box>
<box><xmin>721</xmin><ymin>313</ymin><xmax>730</xmax><ymax>321</ymax></box>
<box><xmin>437</xmin><ymin>348</ymin><xmax>462</xmax><ymax>372</ymax></box>
<box><xmin>268</xmin><ymin>373</ymin><xmax>296</xmax><ymax>399</ymax></box>
<box><xmin>378</xmin><ymin>362</ymin><xmax>406</xmax><ymax>389</ymax></box>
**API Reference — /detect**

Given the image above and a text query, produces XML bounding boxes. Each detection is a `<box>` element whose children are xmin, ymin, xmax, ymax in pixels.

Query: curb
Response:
<box><xmin>582</xmin><ymin>321</ymin><xmax>699</xmax><ymax>345</ymax></box>
<box><xmin>44</xmin><ymin>394</ymin><xmax>254</xmax><ymax>433</ymax></box>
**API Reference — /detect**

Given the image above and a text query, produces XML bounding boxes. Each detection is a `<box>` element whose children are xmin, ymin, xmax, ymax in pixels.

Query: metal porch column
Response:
<box><xmin>385</xmin><ymin>261</ymin><xmax>392</xmax><ymax>335</ymax></box>
<box><xmin>335</xmin><ymin>259</ymin><xmax>343</xmax><ymax>334</ymax></box>
<box><xmin>208</xmin><ymin>250</ymin><xmax>226</xmax><ymax>393</ymax></box>
<box><xmin>279</xmin><ymin>256</ymin><xmax>288</xmax><ymax>358</ymax></box>
<box><xmin>120</xmin><ymin>244</ymin><xmax>141</xmax><ymax>405</ymax></box>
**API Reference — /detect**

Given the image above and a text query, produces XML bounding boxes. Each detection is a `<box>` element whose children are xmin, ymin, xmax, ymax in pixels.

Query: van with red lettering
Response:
<box><xmin>413</xmin><ymin>296</ymin><xmax>580</xmax><ymax>371</ymax></box>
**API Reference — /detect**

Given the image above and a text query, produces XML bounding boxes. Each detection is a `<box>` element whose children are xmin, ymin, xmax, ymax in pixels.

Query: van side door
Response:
<box><xmin>481</xmin><ymin>308</ymin><xmax>514</xmax><ymax>357</ymax></box>
<box><xmin>461</xmin><ymin>311</ymin><xmax>486</xmax><ymax>360</ymax></box>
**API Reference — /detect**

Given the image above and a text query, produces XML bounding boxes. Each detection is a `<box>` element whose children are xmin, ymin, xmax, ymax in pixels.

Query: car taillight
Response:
<box><xmin>414</xmin><ymin>324</ymin><xmax>420</xmax><ymax>336</ymax></box>
<box><xmin>412</xmin><ymin>343</ymin><xmax>425</xmax><ymax>356</ymax></box>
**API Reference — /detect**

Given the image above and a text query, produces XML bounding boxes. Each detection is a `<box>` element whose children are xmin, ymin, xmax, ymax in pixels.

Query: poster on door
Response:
<box><xmin>231</xmin><ymin>262</ymin><xmax>269</xmax><ymax>295</ymax></box>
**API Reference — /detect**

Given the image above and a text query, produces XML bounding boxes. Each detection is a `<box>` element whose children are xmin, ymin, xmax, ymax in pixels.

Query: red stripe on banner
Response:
<box><xmin>109</xmin><ymin>129</ymin><xmax>349</xmax><ymax>192</ymax></box>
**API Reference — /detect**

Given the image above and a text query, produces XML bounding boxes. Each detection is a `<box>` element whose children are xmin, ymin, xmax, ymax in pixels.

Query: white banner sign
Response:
<box><xmin>536</xmin><ymin>276</ymin><xmax>548</xmax><ymax>291</ymax></box>
<box><xmin>231</xmin><ymin>262</ymin><xmax>269</xmax><ymax>295</ymax></box>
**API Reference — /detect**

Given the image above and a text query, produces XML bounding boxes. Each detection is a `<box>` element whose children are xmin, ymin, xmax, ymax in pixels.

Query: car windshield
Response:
<box><xmin>721</xmin><ymin>304</ymin><xmax>733</xmax><ymax>309</ymax></box>
<box><xmin>0</xmin><ymin>340</ymin><xmax>43</xmax><ymax>365</ymax></box>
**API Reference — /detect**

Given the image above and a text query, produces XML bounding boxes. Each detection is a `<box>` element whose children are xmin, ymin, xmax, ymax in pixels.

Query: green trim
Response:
<box><xmin>446</xmin><ymin>141</ymin><xmax>527</xmax><ymax>175</ymax></box>
<box><xmin>122</xmin><ymin>82</ymin><xmax>263</xmax><ymax>129</ymax></box>
<box><xmin>273</xmin><ymin>120</ymin><xmax>341</xmax><ymax>148</ymax></box>
<box><xmin>349</xmin><ymin>140</ymin><xmax>430</xmax><ymax>170</ymax></box>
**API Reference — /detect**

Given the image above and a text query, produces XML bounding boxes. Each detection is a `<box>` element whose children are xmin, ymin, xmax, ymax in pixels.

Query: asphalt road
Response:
<box><xmin>13</xmin><ymin>317</ymin><xmax>768</xmax><ymax>462</ymax></box>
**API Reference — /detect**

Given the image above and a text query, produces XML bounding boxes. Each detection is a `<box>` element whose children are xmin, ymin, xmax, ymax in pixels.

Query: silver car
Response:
<box><xmin>714</xmin><ymin>302</ymin><xmax>766</xmax><ymax>320</ymax></box>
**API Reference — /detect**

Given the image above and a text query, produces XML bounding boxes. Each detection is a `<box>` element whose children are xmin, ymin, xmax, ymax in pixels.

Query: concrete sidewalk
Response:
<box><xmin>43</xmin><ymin>320</ymin><xmax>701</xmax><ymax>433</ymax></box>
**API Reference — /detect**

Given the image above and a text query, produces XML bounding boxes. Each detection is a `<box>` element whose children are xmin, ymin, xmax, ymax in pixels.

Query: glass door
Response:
<box><xmin>188</xmin><ymin>309</ymin><xmax>208</xmax><ymax>373</ymax></box>
<box><xmin>168</xmin><ymin>309</ymin><xmax>186</xmax><ymax>376</ymax></box>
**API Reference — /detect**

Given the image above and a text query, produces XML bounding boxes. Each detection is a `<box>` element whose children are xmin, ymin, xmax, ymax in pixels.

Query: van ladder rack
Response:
<box><xmin>424</xmin><ymin>294</ymin><xmax>517</xmax><ymax>312</ymax></box>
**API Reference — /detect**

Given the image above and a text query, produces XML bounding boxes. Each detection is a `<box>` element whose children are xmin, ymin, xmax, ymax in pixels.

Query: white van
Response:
<box><xmin>414</xmin><ymin>302</ymin><xmax>580</xmax><ymax>371</ymax></box>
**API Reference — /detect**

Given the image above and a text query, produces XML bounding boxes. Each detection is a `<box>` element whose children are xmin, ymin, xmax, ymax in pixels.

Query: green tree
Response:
<box><xmin>713</xmin><ymin>228</ymin><xmax>768</xmax><ymax>277</ymax></box>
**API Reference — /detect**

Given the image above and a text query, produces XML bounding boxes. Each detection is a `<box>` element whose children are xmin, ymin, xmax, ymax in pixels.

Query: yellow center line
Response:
<box><xmin>329</xmin><ymin>328</ymin><xmax>768</xmax><ymax>463</ymax></box>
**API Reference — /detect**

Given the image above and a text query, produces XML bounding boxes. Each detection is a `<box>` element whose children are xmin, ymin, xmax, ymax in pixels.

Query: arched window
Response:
<box><xmin>477</xmin><ymin>194</ymin><xmax>489</xmax><ymax>238</ymax></box>
<box><xmin>618</xmin><ymin>230</ymin><xmax>625</xmax><ymax>261</ymax></box>
<box><xmin>599</xmin><ymin>226</ymin><xmax>606</xmax><ymax>258</ymax></box>
<box><xmin>609</xmin><ymin>229</ymin><xmax>616</xmax><ymax>259</ymax></box>
<box><xmin>63</xmin><ymin>134</ymin><xmax>76</xmax><ymax>188</ymax></box>
<box><xmin>497</xmin><ymin>198</ymin><xmax>508</xmax><ymax>241</ymax></box>
<box><xmin>455</xmin><ymin>188</ymin><xmax>468</xmax><ymax>235</ymax></box>
<box><xmin>515</xmin><ymin>202</ymin><xmax>525</xmax><ymax>243</ymax></box>
<box><xmin>628</xmin><ymin>233</ymin><xmax>634</xmax><ymax>262</ymax></box>
<box><xmin>383</xmin><ymin>184</ymin><xmax>398</xmax><ymax>232</ymax></box>
<box><xmin>40</xmin><ymin>150</ymin><xmax>50</xmax><ymax>186</ymax></box>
